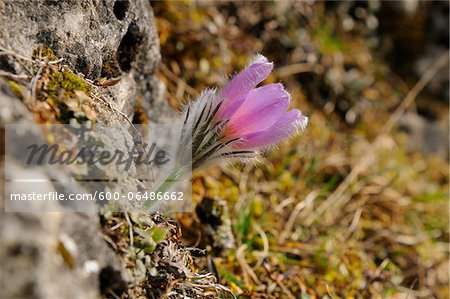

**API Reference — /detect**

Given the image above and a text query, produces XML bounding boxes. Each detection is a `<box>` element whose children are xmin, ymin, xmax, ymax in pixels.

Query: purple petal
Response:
<box><xmin>227</xmin><ymin>84</ymin><xmax>290</xmax><ymax>137</ymax></box>
<box><xmin>231</xmin><ymin>83</ymin><xmax>286</xmax><ymax>118</ymax></box>
<box><xmin>236</xmin><ymin>109</ymin><xmax>308</xmax><ymax>149</ymax></box>
<box><xmin>218</xmin><ymin>55</ymin><xmax>273</xmax><ymax>119</ymax></box>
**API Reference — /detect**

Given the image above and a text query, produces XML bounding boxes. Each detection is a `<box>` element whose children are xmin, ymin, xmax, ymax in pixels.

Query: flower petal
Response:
<box><xmin>236</xmin><ymin>109</ymin><xmax>308</xmax><ymax>149</ymax></box>
<box><xmin>227</xmin><ymin>84</ymin><xmax>290</xmax><ymax>137</ymax></box>
<box><xmin>218</xmin><ymin>55</ymin><xmax>273</xmax><ymax>119</ymax></box>
<box><xmin>231</xmin><ymin>83</ymin><xmax>286</xmax><ymax>118</ymax></box>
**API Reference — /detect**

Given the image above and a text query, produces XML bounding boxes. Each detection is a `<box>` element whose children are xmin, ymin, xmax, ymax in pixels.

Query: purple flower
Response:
<box><xmin>177</xmin><ymin>54</ymin><xmax>308</xmax><ymax>169</ymax></box>
<box><xmin>219</xmin><ymin>55</ymin><xmax>308</xmax><ymax>149</ymax></box>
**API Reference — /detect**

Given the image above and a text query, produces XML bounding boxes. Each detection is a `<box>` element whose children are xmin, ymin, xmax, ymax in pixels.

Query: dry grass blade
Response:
<box><xmin>252</xmin><ymin>222</ymin><xmax>269</xmax><ymax>270</ymax></box>
<box><xmin>305</xmin><ymin>51</ymin><xmax>450</xmax><ymax>225</ymax></box>
<box><xmin>28</xmin><ymin>63</ymin><xmax>44</xmax><ymax>106</ymax></box>
<box><xmin>124</xmin><ymin>212</ymin><xmax>134</xmax><ymax>247</ymax></box>
<box><xmin>279</xmin><ymin>191</ymin><xmax>317</xmax><ymax>242</ymax></box>
<box><xmin>236</xmin><ymin>244</ymin><xmax>261</xmax><ymax>287</ymax></box>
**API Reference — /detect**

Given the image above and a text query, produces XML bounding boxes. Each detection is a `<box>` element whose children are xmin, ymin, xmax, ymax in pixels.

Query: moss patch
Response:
<box><xmin>7</xmin><ymin>80</ymin><xmax>23</xmax><ymax>100</ymax></box>
<box><xmin>46</xmin><ymin>71</ymin><xmax>91</xmax><ymax>99</ymax></box>
<box><xmin>32</xmin><ymin>45</ymin><xmax>57</xmax><ymax>61</ymax></box>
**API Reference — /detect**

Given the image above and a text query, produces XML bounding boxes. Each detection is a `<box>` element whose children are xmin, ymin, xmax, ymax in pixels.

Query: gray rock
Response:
<box><xmin>0</xmin><ymin>0</ymin><xmax>170</xmax><ymax>118</ymax></box>
<box><xmin>0</xmin><ymin>81</ymin><xmax>128</xmax><ymax>298</ymax></box>
<box><xmin>0</xmin><ymin>195</ymin><xmax>125</xmax><ymax>299</ymax></box>
<box><xmin>0</xmin><ymin>1</ymin><xmax>175</xmax><ymax>298</ymax></box>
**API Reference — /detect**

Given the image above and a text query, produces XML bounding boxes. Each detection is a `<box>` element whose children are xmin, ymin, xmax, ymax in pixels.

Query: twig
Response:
<box><xmin>0</xmin><ymin>46</ymin><xmax>33</xmax><ymax>62</ymax></box>
<box><xmin>28</xmin><ymin>63</ymin><xmax>44</xmax><ymax>105</ymax></box>
<box><xmin>0</xmin><ymin>45</ymin><xmax>63</xmax><ymax>65</ymax></box>
<box><xmin>48</xmin><ymin>58</ymin><xmax>64</xmax><ymax>65</ymax></box>
<box><xmin>0</xmin><ymin>70</ymin><xmax>29</xmax><ymax>80</ymax></box>
<box><xmin>124</xmin><ymin>212</ymin><xmax>134</xmax><ymax>247</ymax></box>
<box><xmin>102</xmin><ymin>234</ymin><xmax>118</xmax><ymax>251</ymax></box>
<box><xmin>110</xmin><ymin>221</ymin><xmax>124</xmax><ymax>231</ymax></box>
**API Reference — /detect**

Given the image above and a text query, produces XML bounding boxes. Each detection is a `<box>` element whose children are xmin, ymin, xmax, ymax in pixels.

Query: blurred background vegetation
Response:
<box><xmin>150</xmin><ymin>1</ymin><xmax>448</xmax><ymax>298</ymax></box>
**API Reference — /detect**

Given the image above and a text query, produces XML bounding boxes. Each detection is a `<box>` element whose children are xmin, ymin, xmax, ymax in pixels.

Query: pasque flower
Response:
<box><xmin>149</xmin><ymin>55</ymin><xmax>307</xmax><ymax>208</ymax></box>
<box><xmin>218</xmin><ymin>55</ymin><xmax>307</xmax><ymax>149</ymax></box>
<box><xmin>177</xmin><ymin>54</ymin><xmax>308</xmax><ymax>169</ymax></box>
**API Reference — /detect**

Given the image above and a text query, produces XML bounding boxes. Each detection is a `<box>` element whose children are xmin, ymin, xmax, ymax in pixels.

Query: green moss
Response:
<box><xmin>32</xmin><ymin>45</ymin><xmax>57</xmax><ymax>61</ymax></box>
<box><xmin>47</xmin><ymin>71</ymin><xmax>91</xmax><ymax>99</ymax></box>
<box><xmin>7</xmin><ymin>80</ymin><xmax>23</xmax><ymax>100</ymax></box>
